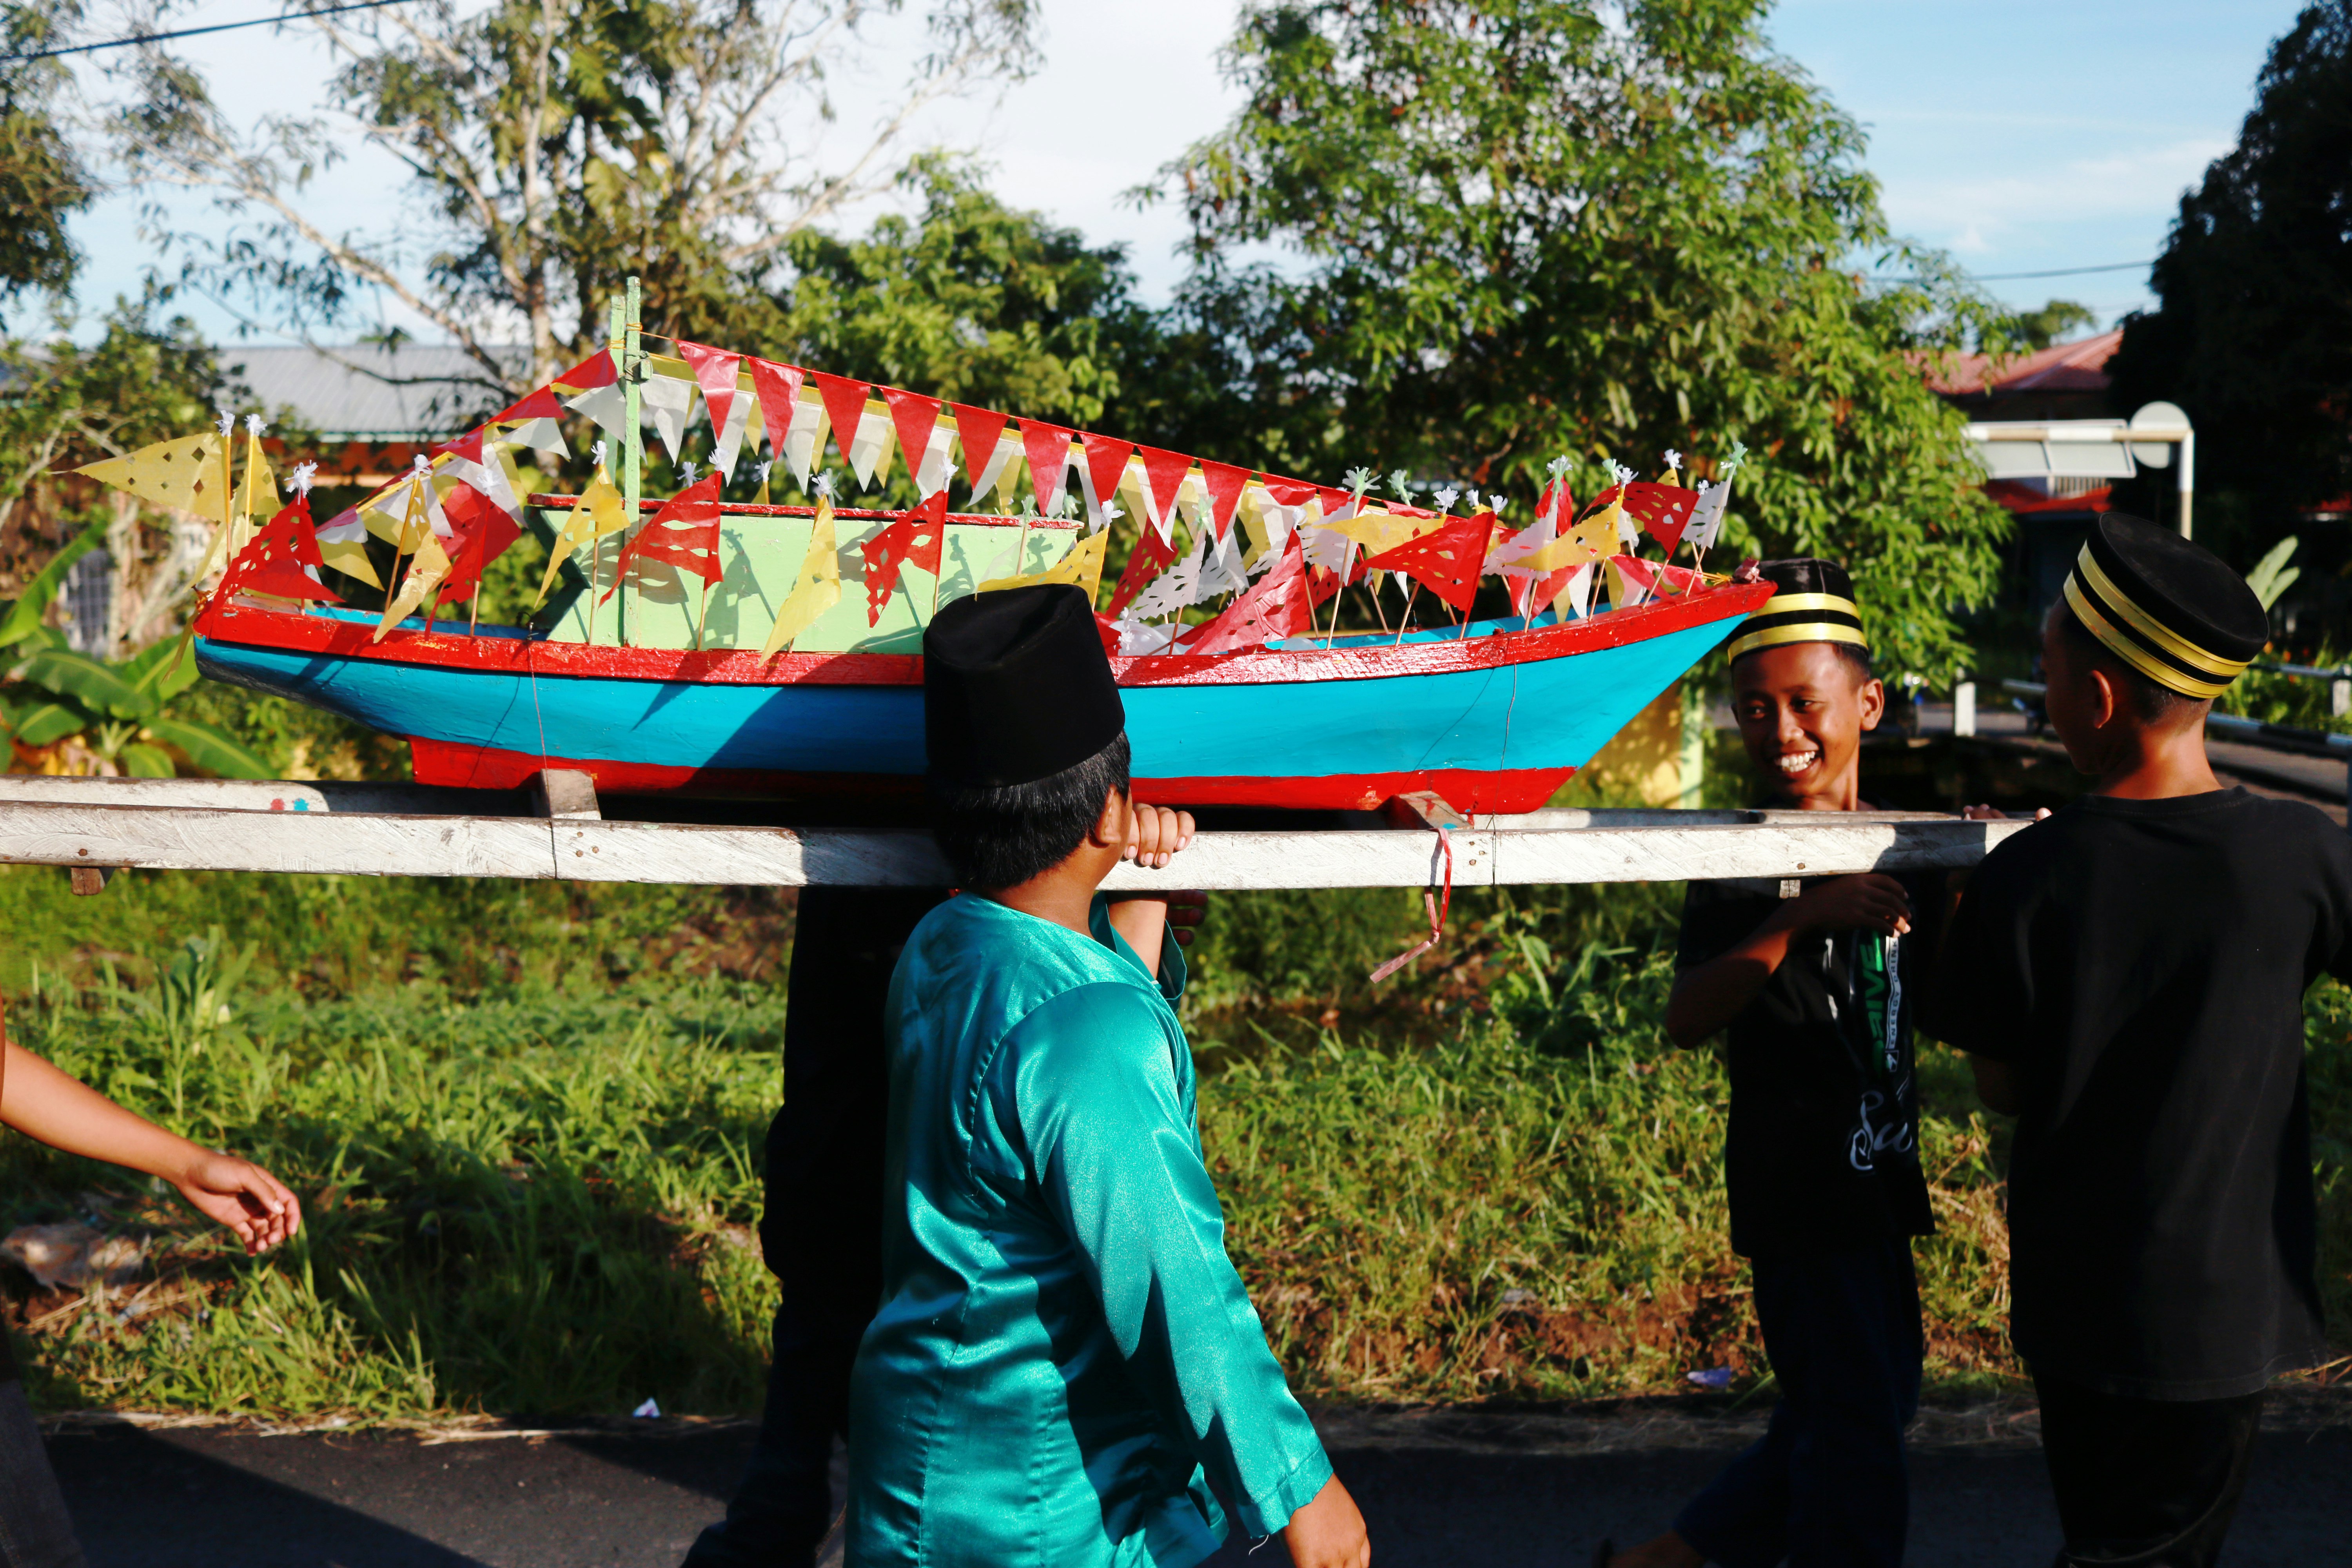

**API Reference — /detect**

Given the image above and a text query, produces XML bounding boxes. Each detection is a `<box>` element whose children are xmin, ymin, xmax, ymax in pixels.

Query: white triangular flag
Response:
<box><xmin>639</xmin><ymin>372</ymin><xmax>696</xmax><ymax>466</ymax></box>
<box><xmin>782</xmin><ymin>393</ymin><xmax>824</xmax><ymax>487</ymax></box>
<box><xmin>506</xmin><ymin>416</ymin><xmax>570</xmax><ymax>459</ymax></box>
<box><xmin>1686</xmin><ymin>478</ymin><xmax>1730</xmax><ymax>552</ymax></box>
<box><xmin>711</xmin><ymin>389</ymin><xmax>751</xmax><ymax>480</ymax></box>
<box><xmin>969</xmin><ymin>431</ymin><xmax>1023</xmax><ymax>507</ymax></box>
<box><xmin>915</xmin><ymin>422</ymin><xmax>956</xmax><ymax>497</ymax></box>
<box><xmin>846</xmin><ymin>407</ymin><xmax>896</xmax><ymax>490</ymax></box>
<box><xmin>1129</xmin><ymin>524</ymin><xmax>1208</xmax><ymax>622</ymax></box>
<box><xmin>1197</xmin><ymin>517</ymin><xmax>1249</xmax><ymax>600</ymax></box>
<box><xmin>566</xmin><ymin>383</ymin><xmax>629</xmax><ymax>449</ymax></box>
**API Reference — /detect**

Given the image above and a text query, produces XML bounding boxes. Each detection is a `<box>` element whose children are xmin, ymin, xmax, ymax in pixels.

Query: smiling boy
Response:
<box><xmin>1605</xmin><ymin>559</ymin><xmax>1939</xmax><ymax>1568</ymax></box>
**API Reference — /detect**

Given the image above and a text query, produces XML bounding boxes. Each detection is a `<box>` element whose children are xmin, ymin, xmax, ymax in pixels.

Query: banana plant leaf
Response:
<box><xmin>14</xmin><ymin>647</ymin><xmax>155</xmax><ymax>720</ymax></box>
<box><xmin>14</xmin><ymin>699</ymin><xmax>94</xmax><ymax>748</ymax></box>
<box><xmin>143</xmin><ymin>717</ymin><xmax>270</xmax><ymax>780</ymax></box>
<box><xmin>119</xmin><ymin>742</ymin><xmax>177</xmax><ymax>779</ymax></box>
<box><xmin>121</xmin><ymin>633</ymin><xmax>201</xmax><ymax>704</ymax></box>
<box><xmin>0</xmin><ymin>519</ymin><xmax>107</xmax><ymax>650</ymax></box>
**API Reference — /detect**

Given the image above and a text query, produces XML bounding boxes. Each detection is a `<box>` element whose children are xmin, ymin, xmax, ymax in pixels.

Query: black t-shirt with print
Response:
<box><xmin>1924</xmin><ymin>788</ymin><xmax>2352</xmax><ymax>1400</ymax></box>
<box><xmin>1676</xmin><ymin>864</ymin><xmax>1942</xmax><ymax>1258</ymax></box>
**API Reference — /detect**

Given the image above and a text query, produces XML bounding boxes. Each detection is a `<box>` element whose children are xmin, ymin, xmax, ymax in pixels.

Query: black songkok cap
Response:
<box><xmin>1726</xmin><ymin>558</ymin><xmax>1867</xmax><ymax>662</ymax></box>
<box><xmin>923</xmin><ymin>584</ymin><xmax>1125</xmax><ymax>788</ymax></box>
<box><xmin>2062</xmin><ymin>512</ymin><xmax>2267</xmax><ymax>699</ymax></box>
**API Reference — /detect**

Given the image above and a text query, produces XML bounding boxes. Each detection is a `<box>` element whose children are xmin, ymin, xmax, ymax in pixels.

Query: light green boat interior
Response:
<box><xmin>540</xmin><ymin>511</ymin><xmax>1082</xmax><ymax>653</ymax></box>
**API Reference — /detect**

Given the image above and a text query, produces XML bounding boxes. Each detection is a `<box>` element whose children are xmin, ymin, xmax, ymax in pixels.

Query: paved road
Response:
<box><xmin>44</xmin><ymin>1402</ymin><xmax>2352</xmax><ymax>1566</ymax></box>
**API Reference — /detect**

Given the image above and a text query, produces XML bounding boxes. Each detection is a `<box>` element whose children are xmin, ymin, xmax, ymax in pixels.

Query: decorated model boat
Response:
<box><xmin>84</xmin><ymin>286</ymin><xmax>1767</xmax><ymax>815</ymax></box>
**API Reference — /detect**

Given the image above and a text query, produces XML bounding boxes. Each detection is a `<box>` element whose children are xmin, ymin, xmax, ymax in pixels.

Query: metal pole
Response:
<box><xmin>2177</xmin><ymin>431</ymin><xmax>2195</xmax><ymax>540</ymax></box>
<box><xmin>1954</xmin><ymin>680</ymin><xmax>1977</xmax><ymax>738</ymax></box>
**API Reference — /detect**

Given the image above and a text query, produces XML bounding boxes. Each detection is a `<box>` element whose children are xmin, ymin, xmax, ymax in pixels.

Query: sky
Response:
<box><xmin>58</xmin><ymin>0</ymin><xmax>2303</xmax><ymax>345</ymax></box>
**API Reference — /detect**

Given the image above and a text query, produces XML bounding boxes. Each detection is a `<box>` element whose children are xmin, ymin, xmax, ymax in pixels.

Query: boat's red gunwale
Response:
<box><xmin>197</xmin><ymin>581</ymin><xmax>1770</xmax><ymax>691</ymax></box>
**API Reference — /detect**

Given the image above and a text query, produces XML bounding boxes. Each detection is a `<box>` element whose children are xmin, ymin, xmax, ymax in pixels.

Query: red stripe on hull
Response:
<box><xmin>411</xmin><ymin>739</ymin><xmax>1571</xmax><ymax>814</ymax></box>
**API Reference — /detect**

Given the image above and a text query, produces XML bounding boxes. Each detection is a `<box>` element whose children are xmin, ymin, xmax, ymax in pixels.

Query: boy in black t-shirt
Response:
<box><xmin>1926</xmin><ymin>513</ymin><xmax>2346</xmax><ymax>1568</ymax></box>
<box><xmin>1605</xmin><ymin>560</ymin><xmax>1942</xmax><ymax>1568</ymax></box>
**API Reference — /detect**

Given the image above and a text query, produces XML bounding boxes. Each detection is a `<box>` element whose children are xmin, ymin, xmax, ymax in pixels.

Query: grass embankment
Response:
<box><xmin>1</xmin><ymin>866</ymin><xmax>2345</xmax><ymax>1419</ymax></box>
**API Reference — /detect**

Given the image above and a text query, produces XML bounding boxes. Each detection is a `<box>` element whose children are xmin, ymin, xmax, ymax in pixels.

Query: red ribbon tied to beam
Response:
<box><xmin>861</xmin><ymin>490</ymin><xmax>949</xmax><ymax>626</ymax></box>
<box><xmin>602</xmin><ymin>472</ymin><xmax>724</xmax><ymax>601</ymax></box>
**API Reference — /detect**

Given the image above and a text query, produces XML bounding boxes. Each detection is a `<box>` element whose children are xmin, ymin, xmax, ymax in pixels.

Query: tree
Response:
<box><xmin>2107</xmin><ymin>2</ymin><xmax>2352</xmax><ymax>538</ymax></box>
<box><xmin>111</xmin><ymin>0</ymin><xmax>1038</xmax><ymax>399</ymax></box>
<box><xmin>1152</xmin><ymin>0</ymin><xmax>2015</xmax><ymax>679</ymax></box>
<box><xmin>2011</xmin><ymin>299</ymin><xmax>2097</xmax><ymax>352</ymax></box>
<box><xmin>0</xmin><ymin>3</ymin><xmax>94</xmax><ymax>314</ymax></box>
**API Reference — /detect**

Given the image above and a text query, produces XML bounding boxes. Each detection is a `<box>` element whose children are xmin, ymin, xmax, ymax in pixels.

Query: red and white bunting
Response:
<box><xmin>809</xmin><ymin>373</ymin><xmax>872</xmax><ymax>473</ymax></box>
<box><xmin>1020</xmin><ymin>420</ymin><xmax>1075</xmax><ymax>514</ymax></box>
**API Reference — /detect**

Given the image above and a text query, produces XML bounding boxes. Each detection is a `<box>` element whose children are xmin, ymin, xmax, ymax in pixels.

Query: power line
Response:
<box><xmin>1</xmin><ymin>0</ymin><xmax>411</xmax><ymax>63</ymax></box>
<box><xmin>1969</xmin><ymin>261</ymin><xmax>2151</xmax><ymax>281</ymax></box>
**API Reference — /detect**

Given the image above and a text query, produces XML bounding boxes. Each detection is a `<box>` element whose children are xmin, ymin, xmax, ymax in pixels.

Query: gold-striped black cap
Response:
<box><xmin>2060</xmin><ymin>512</ymin><xmax>2266</xmax><ymax>700</ymax></box>
<box><xmin>1726</xmin><ymin>558</ymin><xmax>1867</xmax><ymax>662</ymax></box>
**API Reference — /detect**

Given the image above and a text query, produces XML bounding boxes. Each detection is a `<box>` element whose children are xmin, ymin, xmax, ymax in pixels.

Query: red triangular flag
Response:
<box><xmin>438</xmin><ymin>483</ymin><xmax>525</xmax><ymax>604</ymax></box>
<box><xmin>1188</xmin><ymin>531</ymin><xmax>1338</xmax><ymax>656</ymax></box>
<box><xmin>748</xmin><ymin>359</ymin><xmax>804</xmax><ymax>460</ymax></box>
<box><xmin>602</xmin><ymin>473</ymin><xmax>724</xmax><ymax>601</ymax></box>
<box><xmin>860</xmin><ymin>490</ymin><xmax>949</xmax><ymax>626</ymax></box>
<box><xmin>492</xmin><ymin>387</ymin><xmax>564</xmax><ymax>425</ymax></box>
<box><xmin>1259</xmin><ymin>475</ymin><xmax>1318</xmax><ymax>508</ymax></box>
<box><xmin>554</xmin><ymin>349</ymin><xmax>617</xmax><ymax>390</ymax></box>
<box><xmin>1079</xmin><ymin>432</ymin><xmax>1134</xmax><ymax>521</ymax></box>
<box><xmin>1197</xmin><ymin>461</ymin><xmax>1250</xmax><ymax>539</ymax></box>
<box><xmin>1136</xmin><ymin>446</ymin><xmax>1193</xmax><ymax>535</ymax></box>
<box><xmin>1107</xmin><ymin>524</ymin><xmax>1181</xmax><ymax>618</ymax></box>
<box><xmin>1363</xmin><ymin>510</ymin><xmax>1498</xmax><ymax>615</ymax></box>
<box><xmin>809</xmin><ymin>372</ymin><xmax>872</xmax><ymax>470</ymax></box>
<box><xmin>221</xmin><ymin>497</ymin><xmax>341</xmax><ymax>604</ymax></box>
<box><xmin>1021</xmin><ymin>420</ymin><xmax>1075</xmax><ymax>512</ymax></box>
<box><xmin>677</xmin><ymin>341</ymin><xmax>744</xmax><ymax>443</ymax></box>
<box><xmin>882</xmin><ymin>388</ymin><xmax>944</xmax><ymax>489</ymax></box>
<box><xmin>1622</xmin><ymin>482</ymin><xmax>1699</xmax><ymax>555</ymax></box>
<box><xmin>432</xmin><ymin>429</ymin><xmax>486</xmax><ymax>464</ymax></box>
<box><xmin>949</xmin><ymin>403</ymin><xmax>1009</xmax><ymax>487</ymax></box>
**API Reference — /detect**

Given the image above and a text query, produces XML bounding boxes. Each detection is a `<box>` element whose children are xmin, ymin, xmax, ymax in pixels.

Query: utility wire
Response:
<box><xmin>1968</xmin><ymin>261</ymin><xmax>2151</xmax><ymax>281</ymax></box>
<box><xmin>1</xmin><ymin>0</ymin><xmax>410</xmax><ymax>62</ymax></box>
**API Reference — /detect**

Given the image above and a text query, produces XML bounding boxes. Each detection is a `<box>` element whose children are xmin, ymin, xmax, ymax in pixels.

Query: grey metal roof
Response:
<box><xmin>218</xmin><ymin>343</ymin><xmax>534</xmax><ymax>441</ymax></box>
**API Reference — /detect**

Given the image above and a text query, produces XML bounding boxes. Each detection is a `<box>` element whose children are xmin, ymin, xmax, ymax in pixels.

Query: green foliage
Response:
<box><xmin>2245</xmin><ymin>534</ymin><xmax>2301</xmax><ymax>612</ymax></box>
<box><xmin>0</xmin><ymin>4</ymin><xmax>92</xmax><ymax>314</ymax></box>
<box><xmin>2</xmin><ymin>628</ymin><xmax>269</xmax><ymax>778</ymax></box>
<box><xmin>1152</xmin><ymin>0</ymin><xmax>2015</xmax><ymax>680</ymax></box>
<box><xmin>2214</xmin><ymin>642</ymin><xmax>2352</xmax><ymax>735</ymax></box>
<box><xmin>2109</xmin><ymin>3</ymin><xmax>2352</xmax><ymax>541</ymax></box>
<box><xmin>2007</xmin><ymin>298</ymin><xmax>2098</xmax><ymax>352</ymax></box>
<box><xmin>0</xmin><ymin>517</ymin><xmax>102</xmax><ymax>648</ymax></box>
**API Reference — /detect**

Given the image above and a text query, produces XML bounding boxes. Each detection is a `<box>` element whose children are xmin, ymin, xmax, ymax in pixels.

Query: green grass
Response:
<box><xmin>0</xmin><ymin>863</ymin><xmax>2344</xmax><ymax>1419</ymax></box>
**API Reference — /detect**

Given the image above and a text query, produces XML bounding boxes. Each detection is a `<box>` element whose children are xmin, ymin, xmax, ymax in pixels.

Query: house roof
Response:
<box><xmin>1922</xmin><ymin>328</ymin><xmax>2121</xmax><ymax>399</ymax></box>
<box><xmin>220</xmin><ymin>343</ymin><xmax>530</xmax><ymax>441</ymax></box>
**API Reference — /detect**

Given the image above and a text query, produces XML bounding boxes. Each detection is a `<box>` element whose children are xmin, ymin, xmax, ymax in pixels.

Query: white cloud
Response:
<box><xmin>1881</xmin><ymin>138</ymin><xmax>2230</xmax><ymax>254</ymax></box>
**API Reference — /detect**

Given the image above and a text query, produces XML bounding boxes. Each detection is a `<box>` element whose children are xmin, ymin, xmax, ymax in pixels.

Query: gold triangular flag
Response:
<box><xmin>373</xmin><ymin>530</ymin><xmax>456</xmax><ymax>642</ymax></box>
<box><xmin>759</xmin><ymin>498</ymin><xmax>842</xmax><ymax>659</ymax></box>
<box><xmin>979</xmin><ymin>528</ymin><xmax>1108</xmax><ymax>601</ymax></box>
<box><xmin>533</xmin><ymin>470</ymin><xmax>631</xmax><ymax>609</ymax></box>
<box><xmin>230</xmin><ymin>442</ymin><xmax>276</xmax><ymax>559</ymax></box>
<box><xmin>1564</xmin><ymin>500</ymin><xmax>1620</xmax><ymax>567</ymax></box>
<box><xmin>76</xmin><ymin>433</ymin><xmax>223</xmax><ymax>514</ymax></box>
<box><xmin>315</xmin><ymin>532</ymin><xmax>383</xmax><ymax>589</ymax></box>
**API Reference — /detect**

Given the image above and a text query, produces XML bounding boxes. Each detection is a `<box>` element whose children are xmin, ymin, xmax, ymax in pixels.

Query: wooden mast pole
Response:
<box><xmin>620</xmin><ymin>275</ymin><xmax>643</xmax><ymax>648</ymax></box>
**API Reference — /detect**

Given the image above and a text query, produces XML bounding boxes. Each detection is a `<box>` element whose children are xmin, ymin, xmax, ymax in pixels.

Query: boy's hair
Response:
<box><xmin>927</xmin><ymin>731</ymin><xmax>1132</xmax><ymax>889</ymax></box>
<box><xmin>2049</xmin><ymin>600</ymin><xmax>2208</xmax><ymax>726</ymax></box>
<box><xmin>1731</xmin><ymin>641</ymin><xmax>1874</xmax><ymax>685</ymax></box>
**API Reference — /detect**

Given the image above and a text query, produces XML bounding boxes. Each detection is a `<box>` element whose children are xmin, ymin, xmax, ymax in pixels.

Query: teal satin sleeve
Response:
<box><xmin>1089</xmin><ymin>895</ymin><xmax>1190</xmax><ymax>1004</ymax></box>
<box><xmin>1004</xmin><ymin>984</ymin><xmax>1330</xmax><ymax>1537</ymax></box>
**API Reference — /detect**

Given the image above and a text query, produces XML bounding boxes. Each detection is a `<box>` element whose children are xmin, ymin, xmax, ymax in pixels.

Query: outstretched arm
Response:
<box><xmin>1</xmin><ymin>1040</ymin><xmax>301</xmax><ymax>1254</ymax></box>
<box><xmin>1666</xmin><ymin>874</ymin><xmax>1914</xmax><ymax>1047</ymax></box>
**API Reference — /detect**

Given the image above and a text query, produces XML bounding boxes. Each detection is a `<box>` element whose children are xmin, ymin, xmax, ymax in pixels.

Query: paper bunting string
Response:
<box><xmin>73</xmin><ymin>432</ymin><xmax>224</xmax><ymax>515</ymax></box>
<box><xmin>373</xmin><ymin>528</ymin><xmax>456</xmax><ymax>642</ymax></box>
<box><xmin>677</xmin><ymin>341</ymin><xmax>743</xmax><ymax>444</ymax></box>
<box><xmin>760</xmin><ymin>497</ymin><xmax>843</xmax><ymax>659</ymax></box>
<box><xmin>361</xmin><ymin>467</ymin><xmax>449</xmax><ymax>548</ymax></box>
<box><xmin>554</xmin><ymin>349</ymin><xmax>617</xmax><ymax>390</ymax></box>
<box><xmin>438</xmin><ymin>484</ymin><xmax>524</xmax><ymax>605</ymax></box>
<box><xmin>566</xmin><ymin>380</ymin><xmax>630</xmax><ymax>448</ymax></box>
<box><xmin>1196</xmin><ymin>461</ymin><xmax>1250</xmax><ymax>540</ymax></box>
<box><xmin>968</xmin><ymin>427</ymin><xmax>1024</xmax><ymax>508</ymax></box>
<box><xmin>1078</xmin><ymin>433</ymin><xmax>1134</xmax><ymax>533</ymax></box>
<box><xmin>533</xmin><ymin>470</ymin><xmax>631</xmax><ymax>609</ymax></box>
<box><xmin>488</xmin><ymin>387</ymin><xmax>570</xmax><ymax>458</ymax></box>
<box><xmin>1134</xmin><ymin>446</ymin><xmax>1193</xmax><ymax>542</ymax></box>
<box><xmin>1017</xmin><ymin>421</ymin><xmax>1074</xmax><ymax>515</ymax></box>
<box><xmin>911</xmin><ymin>421</ymin><xmax>956</xmax><ymax>497</ymax></box>
<box><xmin>860</xmin><ymin>491</ymin><xmax>949</xmax><ymax>625</ymax></box>
<box><xmin>979</xmin><ymin>527</ymin><xmax>1107</xmax><ymax>600</ymax></box>
<box><xmin>884</xmin><ymin>389</ymin><xmax>942</xmax><ymax>489</ymax></box>
<box><xmin>845</xmin><ymin>405</ymin><xmax>896</xmax><ymax>491</ymax></box>
<box><xmin>1188</xmin><ymin>531</ymin><xmax>1336</xmax><ymax>656</ymax></box>
<box><xmin>1362</xmin><ymin>510</ymin><xmax>1498</xmax><ymax>614</ymax></box>
<box><xmin>639</xmin><ymin>371</ymin><xmax>696</xmax><ymax>466</ymax></box>
<box><xmin>603</xmin><ymin>472</ymin><xmax>724</xmax><ymax>601</ymax></box>
<box><xmin>1128</xmin><ymin>524</ymin><xmax>1208</xmax><ymax>622</ymax></box>
<box><xmin>1622</xmin><ymin>481</ymin><xmax>1698</xmax><ymax>555</ymax></box>
<box><xmin>1198</xmin><ymin>517</ymin><xmax>1250</xmax><ymax>600</ymax></box>
<box><xmin>1107</xmin><ymin>521</ymin><xmax>1181</xmax><ymax>618</ymax></box>
<box><xmin>219</xmin><ymin>495</ymin><xmax>339</xmax><ymax>606</ymax></box>
<box><xmin>809</xmin><ymin>374</ymin><xmax>872</xmax><ymax>472</ymax></box>
<box><xmin>948</xmin><ymin>403</ymin><xmax>1010</xmax><ymax>494</ymax></box>
<box><xmin>748</xmin><ymin>358</ymin><xmax>805</xmax><ymax>469</ymax></box>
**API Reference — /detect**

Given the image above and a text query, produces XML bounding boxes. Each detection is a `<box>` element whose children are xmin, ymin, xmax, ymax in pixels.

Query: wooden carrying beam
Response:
<box><xmin>0</xmin><ymin>775</ymin><xmax>2031</xmax><ymax>891</ymax></box>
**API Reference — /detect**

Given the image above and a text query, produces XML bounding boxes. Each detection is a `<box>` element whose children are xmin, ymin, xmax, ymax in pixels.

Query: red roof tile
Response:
<box><xmin>1922</xmin><ymin>328</ymin><xmax>2121</xmax><ymax>397</ymax></box>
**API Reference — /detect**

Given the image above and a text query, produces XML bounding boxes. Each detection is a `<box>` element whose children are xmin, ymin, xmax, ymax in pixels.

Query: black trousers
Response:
<box><xmin>2033</xmin><ymin>1370</ymin><xmax>2266</xmax><ymax>1568</ymax></box>
<box><xmin>0</xmin><ymin>1336</ymin><xmax>86</xmax><ymax>1568</ymax></box>
<box><xmin>683</xmin><ymin>887</ymin><xmax>943</xmax><ymax>1568</ymax></box>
